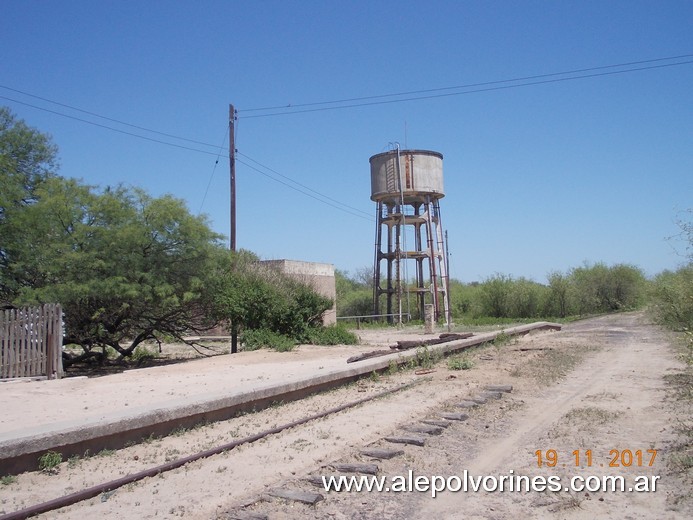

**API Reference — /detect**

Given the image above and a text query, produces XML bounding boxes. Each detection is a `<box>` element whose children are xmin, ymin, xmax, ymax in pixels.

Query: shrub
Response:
<box><xmin>651</xmin><ymin>266</ymin><xmax>693</xmax><ymax>331</ymax></box>
<box><xmin>132</xmin><ymin>345</ymin><xmax>157</xmax><ymax>363</ymax></box>
<box><xmin>304</xmin><ymin>324</ymin><xmax>359</xmax><ymax>345</ymax></box>
<box><xmin>241</xmin><ymin>328</ymin><xmax>296</xmax><ymax>352</ymax></box>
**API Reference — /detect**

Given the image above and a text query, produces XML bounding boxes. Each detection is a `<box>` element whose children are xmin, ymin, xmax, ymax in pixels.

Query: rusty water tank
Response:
<box><xmin>369</xmin><ymin>149</ymin><xmax>444</xmax><ymax>203</ymax></box>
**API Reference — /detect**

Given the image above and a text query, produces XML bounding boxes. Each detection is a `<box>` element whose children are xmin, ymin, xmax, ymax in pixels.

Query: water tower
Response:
<box><xmin>370</xmin><ymin>148</ymin><xmax>450</xmax><ymax>325</ymax></box>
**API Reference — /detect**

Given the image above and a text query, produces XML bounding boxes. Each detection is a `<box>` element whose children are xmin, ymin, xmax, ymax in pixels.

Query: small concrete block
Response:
<box><xmin>455</xmin><ymin>400</ymin><xmax>479</xmax><ymax>408</ymax></box>
<box><xmin>469</xmin><ymin>396</ymin><xmax>488</xmax><ymax>405</ymax></box>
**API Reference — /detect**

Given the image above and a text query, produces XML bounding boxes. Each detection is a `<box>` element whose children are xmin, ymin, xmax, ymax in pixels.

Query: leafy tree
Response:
<box><xmin>0</xmin><ymin>107</ymin><xmax>58</xmax><ymax>301</ymax></box>
<box><xmin>569</xmin><ymin>262</ymin><xmax>645</xmax><ymax>314</ymax></box>
<box><xmin>1</xmin><ymin>108</ymin><xmax>344</xmax><ymax>364</ymax></box>
<box><xmin>546</xmin><ymin>271</ymin><xmax>571</xmax><ymax>317</ymax></box>
<box><xmin>8</xmin><ymin>177</ymin><xmax>228</xmax><ymax>365</ymax></box>
<box><xmin>334</xmin><ymin>268</ymin><xmax>373</xmax><ymax>318</ymax></box>
<box><xmin>508</xmin><ymin>277</ymin><xmax>546</xmax><ymax>318</ymax></box>
<box><xmin>479</xmin><ymin>273</ymin><xmax>513</xmax><ymax>318</ymax></box>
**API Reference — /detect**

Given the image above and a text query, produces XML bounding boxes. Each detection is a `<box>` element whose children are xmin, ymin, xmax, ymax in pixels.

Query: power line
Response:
<box><xmin>0</xmin><ymin>85</ymin><xmax>219</xmax><ymax>150</ymax></box>
<box><xmin>236</xmin><ymin>157</ymin><xmax>374</xmax><ymax>222</ymax></box>
<box><xmin>237</xmin><ymin>152</ymin><xmax>372</xmax><ymax>219</ymax></box>
<box><xmin>3</xmin><ymin>53</ymin><xmax>691</xmax><ymax>221</ymax></box>
<box><xmin>0</xmin><ymin>94</ymin><xmax>373</xmax><ymax>222</ymax></box>
<box><xmin>239</xmin><ymin>55</ymin><xmax>693</xmax><ymax>118</ymax></box>
<box><xmin>198</xmin><ymin>125</ymin><xmax>230</xmax><ymax>215</ymax></box>
<box><xmin>0</xmin><ymin>95</ymin><xmax>224</xmax><ymax>157</ymax></box>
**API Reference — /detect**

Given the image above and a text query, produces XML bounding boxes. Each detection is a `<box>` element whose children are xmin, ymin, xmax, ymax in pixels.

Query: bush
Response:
<box><xmin>132</xmin><ymin>345</ymin><xmax>157</xmax><ymax>363</ymax></box>
<box><xmin>479</xmin><ymin>274</ymin><xmax>513</xmax><ymax>318</ymax></box>
<box><xmin>304</xmin><ymin>324</ymin><xmax>359</xmax><ymax>345</ymax></box>
<box><xmin>241</xmin><ymin>329</ymin><xmax>296</xmax><ymax>352</ymax></box>
<box><xmin>216</xmin><ymin>257</ymin><xmax>334</xmax><ymax>344</ymax></box>
<box><xmin>650</xmin><ymin>266</ymin><xmax>693</xmax><ymax>333</ymax></box>
<box><xmin>570</xmin><ymin>263</ymin><xmax>646</xmax><ymax>314</ymax></box>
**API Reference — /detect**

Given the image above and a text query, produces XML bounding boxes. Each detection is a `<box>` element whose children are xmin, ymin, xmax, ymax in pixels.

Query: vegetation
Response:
<box><xmin>447</xmin><ymin>356</ymin><xmax>473</xmax><ymax>371</ymax></box>
<box><xmin>339</xmin><ymin>262</ymin><xmax>648</xmax><ymax>324</ymax></box>
<box><xmin>335</xmin><ymin>268</ymin><xmax>372</xmax><ymax>318</ymax></box>
<box><xmin>2</xmin><ymin>107</ymin><xmax>689</xmax><ymax>366</ymax></box>
<box><xmin>0</xmin><ymin>108</ymin><xmax>339</xmax><ymax>367</ymax></box>
<box><xmin>1</xmin><ymin>475</ymin><xmax>17</xmax><ymax>485</ymax></box>
<box><xmin>650</xmin><ymin>212</ymin><xmax>693</xmax><ymax>360</ymax></box>
<box><xmin>241</xmin><ymin>328</ymin><xmax>296</xmax><ymax>352</ymax></box>
<box><xmin>38</xmin><ymin>450</ymin><xmax>62</xmax><ymax>473</ymax></box>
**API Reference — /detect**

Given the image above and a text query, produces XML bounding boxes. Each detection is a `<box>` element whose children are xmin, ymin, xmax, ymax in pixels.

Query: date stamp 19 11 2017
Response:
<box><xmin>535</xmin><ymin>449</ymin><xmax>658</xmax><ymax>468</ymax></box>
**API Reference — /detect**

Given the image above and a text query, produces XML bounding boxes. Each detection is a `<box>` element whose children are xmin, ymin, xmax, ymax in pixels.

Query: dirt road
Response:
<box><xmin>0</xmin><ymin>312</ymin><xmax>689</xmax><ymax>519</ymax></box>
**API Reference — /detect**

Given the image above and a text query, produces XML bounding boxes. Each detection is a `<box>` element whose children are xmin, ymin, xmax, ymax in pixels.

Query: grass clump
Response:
<box><xmin>38</xmin><ymin>451</ymin><xmax>62</xmax><ymax>473</ymax></box>
<box><xmin>1</xmin><ymin>475</ymin><xmax>17</xmax><ymax>485</ymax></box>
<box><xmin>447</xmin><ymin>356</ymin><xmax>473</xmax><ymax>371</ymax></box>
<box><xmin>132</xmin><ymin>345</ymin><xmax>157</xmax><ymax>363</ymax></box>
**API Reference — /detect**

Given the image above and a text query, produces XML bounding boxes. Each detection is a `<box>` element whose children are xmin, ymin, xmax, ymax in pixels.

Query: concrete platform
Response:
<box><xmin>0</xmin><ymin>322</ymin><xmax>560</xmax><ymax>475</ymax></box>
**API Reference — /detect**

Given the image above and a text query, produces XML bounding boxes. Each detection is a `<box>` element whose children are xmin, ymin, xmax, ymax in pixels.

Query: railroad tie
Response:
<box><xmin>332</xmin><ymin>462</ymin><xmax>379</xmax><ymax>475</ymax></box>
<box><xmin>421</xmin><ymin>419</ymin><xmax>452</xmax><ymax>428</ymax></box>
<box><xmin>401</xmin><ymin>424</ymin><xmax>444</xmax><ymax>436</ymax></box>
<box><xmin>360</xmin><ymin>448</ymin><xmax>404</xmax><ymax>460</ymax></box>
<box><xmin>267</xmin><ymin>488</ymin><xmax>324</xmax><ymax>505</ymax></box>
<box><xmin>485</xmin><ymin>384</ymin><xmax>513</xmax><ymax>393</ymax></box>
<box><xmin>477</xmin><ymin>390</ymin><xmax>503</xmax><ymax>400</ymax></box>
<box><xmin>384</xmin><ymin>436</ymin><xmax>426</xmax><ymax>447</ymax></box>
<box><xmin>440</xmin><ymin>412</ymin><xmax>469</xmax><ymax>421</ymax></box>
<box><xmin>226</xmin><ymin>511</ymin><xmax>269</xmax><ymax>520</ymax></box>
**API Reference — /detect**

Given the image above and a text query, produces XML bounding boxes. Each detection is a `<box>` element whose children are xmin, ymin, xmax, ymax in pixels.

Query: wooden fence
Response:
<box><xmin>0</xmin><ymin>304</ymin><xmax>63</xmax><ymax>380</ymax></box>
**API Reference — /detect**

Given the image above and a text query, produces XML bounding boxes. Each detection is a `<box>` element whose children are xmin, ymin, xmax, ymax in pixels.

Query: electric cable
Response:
<box><xmin>240</xmin><ymin>54</ymin><xmax>693</xmax><ymax>112</ymax></box>
<box><xmin>239</xmin><ymin>58</ymin><xmax>693</xmax><ymax>118</ymax></box>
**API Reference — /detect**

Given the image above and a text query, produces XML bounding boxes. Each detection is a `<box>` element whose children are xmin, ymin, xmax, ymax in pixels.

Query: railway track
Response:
<box><xmin>0</xmin><ymin>322</ymin><xmax>562</xmax><ymax>519</ymax></box>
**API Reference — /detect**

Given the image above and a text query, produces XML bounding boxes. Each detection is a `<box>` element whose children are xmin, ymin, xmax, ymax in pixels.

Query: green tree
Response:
<box><xmin>0</xmin><ymin>107</ymin><xmax>58</xmax><ymax>301</ymax></box>
<box><xmin>8</xmin><ymin>177</ymin><xmax>228</xmax><ymax>365</ymax></box>
<box><xmin>479</xmin><ymin>274</ymin><xmax>513</xmax><ymax>318</ymax></box>
<box><xmin>569</xmin><ymin>262</ymin><xmax>646</xmax><ymax>314</ymax></box>
<box><xmin>546</xmin><ymin>271</ymin><xmax>571</xmax><ymax>317</ymax></box>
<box><xmin>334</xmin><ymin>268</ymin><xmax>373</xmax><ymax>318</ymax></box>
<box><xmin>508</xmin><ymin>277</ymin><xmax>547</xmax><ymax>318</ymax></box>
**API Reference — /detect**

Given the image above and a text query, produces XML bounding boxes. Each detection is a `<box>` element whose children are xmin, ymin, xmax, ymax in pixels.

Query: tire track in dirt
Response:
<box><xmin>415</xmin><ymin>313</ymin><xmax>683</xmax><ymax>519</ymax></box>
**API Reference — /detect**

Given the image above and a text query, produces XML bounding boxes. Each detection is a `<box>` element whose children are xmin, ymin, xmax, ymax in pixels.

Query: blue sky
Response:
<box><xmin>2</xmin><ymin>0</ymin><xmax>691</xmax><ymax>282</ymax></box>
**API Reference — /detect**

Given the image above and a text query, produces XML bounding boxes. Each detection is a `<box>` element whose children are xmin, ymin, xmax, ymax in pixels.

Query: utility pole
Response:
<box><xmin>229</xmin><ymin>104</ymin><xmax>238</xmax><ymax>354</ymax></box>
<box><xmin>229</xmin><ymin>104</ymin><xmax>237</xmax><ymax>253</ymax></box>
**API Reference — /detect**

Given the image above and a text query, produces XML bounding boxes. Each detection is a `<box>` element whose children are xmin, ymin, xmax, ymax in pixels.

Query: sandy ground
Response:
<box><xmin>0</xmin><ymin>312</ymin><xmax>690</xmax><ymax>519</ymax></box>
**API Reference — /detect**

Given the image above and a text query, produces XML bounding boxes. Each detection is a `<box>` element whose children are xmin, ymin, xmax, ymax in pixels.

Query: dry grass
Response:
<box><xmin>509</xmin><ymin>344</ymin><xmax>597</xmax><ymax>385</ymax></box>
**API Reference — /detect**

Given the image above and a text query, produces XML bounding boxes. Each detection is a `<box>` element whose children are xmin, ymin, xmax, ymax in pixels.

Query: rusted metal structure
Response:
<box><xmin>370</xmin><ymin>148</ymin><xmax>450</xmax><ymax>325</ymax></box>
